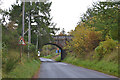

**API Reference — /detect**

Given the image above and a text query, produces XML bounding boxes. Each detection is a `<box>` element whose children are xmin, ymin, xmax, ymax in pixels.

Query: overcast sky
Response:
<box><xmin>0</xmin><ymin>0</ymin><xmax>105</xmax><ymax>34</ymax></box>
<box><xmin>50</xmin><ymin>0</ymin><xmax>101</xmax><ymax>33</ymax></box>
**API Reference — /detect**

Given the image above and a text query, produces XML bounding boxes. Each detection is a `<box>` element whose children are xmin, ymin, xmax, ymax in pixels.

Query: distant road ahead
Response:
<box><xmin>38</xmin><ymin>58</ymin><xmax>118</xmax><ymax>80</ymax></box>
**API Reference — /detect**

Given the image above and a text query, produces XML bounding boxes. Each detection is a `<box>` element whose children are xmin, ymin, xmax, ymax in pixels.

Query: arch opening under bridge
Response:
<box><xmin>40</xmin><ymin>35</ymin><xmax>72</xmax><ymax>60</ymax></box>
<box><xmin>43</xmin><ymin>43</ymin><xmax>65</xmax><ymax>60</ymax></box>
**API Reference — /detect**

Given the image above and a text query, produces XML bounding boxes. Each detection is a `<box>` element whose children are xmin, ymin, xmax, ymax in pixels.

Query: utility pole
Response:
<box><xmin>36</xmin><ymin>33</ymin><xmax>38</xmax><ymax>52</ymax></box>
<box><xmin>28</xmin><ymin>14</ymin><xmax>31</xmax><ymax>58</ymax></box>
<box><xmin>22</xmin><ymin>1</ymin><xmax>25</xmax><ymax>38</ymax></box>
<box><xmin>20</xmin><ymin>1</ymin><xmax>25</xmax><ymax>62</ymax></box>
<box><xmin>28</xmin><ymin>14</ymin><xmax>31</xmax><ymax>44</ymax></box>
<box><xmin>34</xmin><ymin>29</ymin><xmax>39</xmax><ymax>52</ymax></box>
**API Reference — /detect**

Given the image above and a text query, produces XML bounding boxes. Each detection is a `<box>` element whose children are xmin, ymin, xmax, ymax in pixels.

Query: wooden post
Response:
<box><xmin>20</xmin><ymin>45</ymin><xmax>23</xmax><ymax>63</ymax></box>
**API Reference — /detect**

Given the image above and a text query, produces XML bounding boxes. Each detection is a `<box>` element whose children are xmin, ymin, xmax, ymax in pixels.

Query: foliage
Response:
<box><xmin>2</xmin><ymin>1</ymin><xmax>59</xmax><ymax>49</ymax></box>
<box><xmin>84</xmin><ymin>31</ymin><xmax>102</xmax><ymax>52</ymax></box>
<box><xmin>95</xmin><ymin>38</ymin><xmax>118</xmax><ymax>60</ymax></box>
<box><xmin>24</xmin><ymin>43</ymin><xmax>36</xmax><ymax>53</ymax></box>
<box><xmin>41</xmin><ymin>45</ymin><xmax>57</xmax><ymax>56</ymax></box>
<box><xmin>64</xmin><ymin>1</ymin><xmax>119</xmax><ymax>60</ymax></box>
<box><xmin>69</xmin><ymin>24</ymin><xmax>89</xmax><ymax>56</ymax></box>
<box><xmin>1</xmin><ymin>1</ymin><xmax>58</xmax><ymax>77</ymax></box>
<box><xmin>2</xmin><ymin>19</ymin><xmax>38</xmax><ymax>78</ymax></box>
<box><xmin>2</xmin><ymin>26</ymin><xmax>19</xmax><ymax>49</ymax></box>
<box><xmin>2</xmin><ymin>26</ymin><xmax>20</xmax><ymax>75</ymax></box>
<box><xmin>63</xmin><ymin>2</ymin><xmax>119</xmax><ymax>77</ymax></box>
<box><xmin>80</xmin><ymin>2</ymin><xmax>119</xmax><ymax>40</ymax></box>
<box><xmin>65</xmin><ymin>23</ymin><xmax>102</xmax><ymax>58</ymax></box>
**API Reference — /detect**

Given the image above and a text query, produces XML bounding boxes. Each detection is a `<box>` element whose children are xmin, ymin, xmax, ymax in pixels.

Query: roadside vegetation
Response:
<box><xmin>55</xmin><ymin>55</ymin><xmax>61</xmax><ymax>62</ymax></box>
<box><xmin>40</xmin><ymin>45</ymin><xmax>58</xmax><ymax>57</ymax></box>
<box><xmin>63</xmin><ymin>55</ymin><xmax>118</xmax><ymax>77</ymax></box>
<box><xmin>2</xmin><ymin>27</ymin><xmax>40</xmax><ymax>78</ymax></box>
<box><xmin>1</xmin><ymin>0</ymin><xmax>119</xmax><ymax>78</ymax></box>
<box><xmin>1</xmin><ymin>1</ymin><xmax>58</xmax><ymax>78</ymax></box>
<box><xmin>3</xmin><ymin>50</ymin><xmax>40</xmax><ymax>78</ymax></box>
<box><xmin>41</xmin><ymin>45</ymin><xmax>58</xmax><ymax>58</ymax></box>
<box><xmin>63</xmin><ymin>2</ymin><xmax>119</xmax><ymax>77</ymax></box>
<box><xmin>41</xmin><ymin>45</ymin><xmax>61</xmax><ymax>61</ymax></box>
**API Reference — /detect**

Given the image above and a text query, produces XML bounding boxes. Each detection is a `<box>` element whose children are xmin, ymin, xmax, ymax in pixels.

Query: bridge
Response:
<box><xmin>44</xmin><ymin>35</ymin><xmax>72</xmax><ymax>60</ymax></box>
<box><xmin>52</xmin><ymin>35</ymin><xmax>72</xmax><ymax>47</ymax></box>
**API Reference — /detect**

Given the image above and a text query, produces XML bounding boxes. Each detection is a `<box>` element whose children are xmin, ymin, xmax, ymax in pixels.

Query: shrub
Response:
<box><xmin>95</xmin><ymin>39</ymin><xmax>118</xmax><ymax>60</ymax></box>
<box><xmin>29</xmin><ymin>44</ymin><xmax>36</xmax><ymax>53</ymax></box>
<box><xmin>65</xmin><ymin>24</ymin><xmax>102</xmax><ymax>58</ymax></box>
<box><xmin>85</xmin><ymin>31</ymin><xmax>102</xmax><ymax>52</ymax></box>
<box><xmin>24</xmin><ymin>43</ymin><xmax>37</xmax><ymax>58</ymax></box>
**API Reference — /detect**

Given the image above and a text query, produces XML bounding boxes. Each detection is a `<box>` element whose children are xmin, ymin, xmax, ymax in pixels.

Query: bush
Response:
<box><xmin>85</xmin><ymin>31</ymin><xmax>102</xmax><ymax>52</ymax></box>
<box><xmin>24</xmin><ymin>43</ymin><xmax>36</xmax><ymax>53</ymax></box>
<box><xmin>2</xmin><ymin>27</ymin><xmax>19</xmax><ymax>49</ymax></box>
<box><xmin>65</xmin><ymin>24</ymin><xmax>102</xmax><ymax>58</ymax></box>
<box><xmin>24</xmin><ymin>43</ymin><xmax>37</xmax><ymax>58</ymax></box>
<box><xmin>95</xmin><ymin>39</ymin><xmax>118</xmax><ymax>60</ymax></box>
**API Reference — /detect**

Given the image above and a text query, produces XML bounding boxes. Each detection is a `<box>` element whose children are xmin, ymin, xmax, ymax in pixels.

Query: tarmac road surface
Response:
<box><xmin>38</xmin><ymin>58</ymin><xmax>118</xmax><ymax>80</ymax></box>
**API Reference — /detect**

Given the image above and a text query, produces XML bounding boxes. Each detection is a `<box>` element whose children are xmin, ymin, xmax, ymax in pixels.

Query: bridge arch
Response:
<box><xmin>43</xmin><ymin>43</ymin><xmax>65</xmax><ymax>60</ymax></box>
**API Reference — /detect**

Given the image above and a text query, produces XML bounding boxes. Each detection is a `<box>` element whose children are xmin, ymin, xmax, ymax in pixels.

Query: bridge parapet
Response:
<box><xmin>52</xmin><ymin>35</ymin><xmax>72</xmax><ymax>40</ymax></box>
<box><xmin>52</xmin><ymin>35</ymin><xmax>73</xmax><ymax>47</ymax></box>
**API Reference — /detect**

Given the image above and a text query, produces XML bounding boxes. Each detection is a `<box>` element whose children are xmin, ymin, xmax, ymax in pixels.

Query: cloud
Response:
<box><xmin>50</xmin><ymin>0</ymin><xmax>96</xmax><ymax>33</ymax></box>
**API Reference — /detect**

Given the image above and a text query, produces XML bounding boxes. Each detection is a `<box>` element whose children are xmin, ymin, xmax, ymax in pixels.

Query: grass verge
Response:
<box><xmin>3</xmin><ymin>50</ymin><xmax>41</xmax><ymax>78</ymax></box>
<box><xmin>5</xmin><ymin>59</ymin><xmax>40</xmax><ymax>78</ymax></box>
<box><xmin>62</xmin><ymin>56</ymin><xmax>118</xmax><ymax>77</ymax></box>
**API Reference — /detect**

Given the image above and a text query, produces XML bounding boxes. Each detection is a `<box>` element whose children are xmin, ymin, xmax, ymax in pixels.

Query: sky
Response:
<box><xmin>50</xmin><ymin>0</ymin><xmax>99</xmax><ymax>33</ymax></box>
<box><xmin>0</xmin><ymin>0</ymin><xmax>105</xmax><ymax>34</ymax></box>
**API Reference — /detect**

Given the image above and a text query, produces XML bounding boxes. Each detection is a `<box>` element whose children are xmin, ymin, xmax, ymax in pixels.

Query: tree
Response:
<box><xmin>2</xmin><ymin>1</ymin><xmax>59</xmax><ymax>49</ymax></box>
<box><xmin>80</xmin><ymin>2</ymin><xmax>119</xmax><ymax>40</ymax></box>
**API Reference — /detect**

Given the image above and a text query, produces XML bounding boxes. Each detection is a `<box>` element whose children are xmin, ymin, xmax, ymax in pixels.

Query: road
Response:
<box><xmin>38</xmin><ymin>58</ymin><xmax>118</xmax><ymax>80</ymax></box>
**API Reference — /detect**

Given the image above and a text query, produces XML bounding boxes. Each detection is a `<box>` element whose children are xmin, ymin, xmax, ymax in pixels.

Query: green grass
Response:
<box><xmin>63</xmin><ymin>56</ymin><xmax>118</xmax><ymax>77</ymax></box>
<box><xmin>43</xmin><ymin>54</ymin><xmax>61</xmax><ymax>62</ymax></box>
<box><xmin>55</xmin><ymin>55</ymin><xmax>61</xmax><ymax>62</ymax></box>
<box><xmin>5</xmin><ymin>59</ymin><xmax>40</xmax><ymax>78</ymax></box>
<box><xmin>42</xmin><ymin>53</ymin><xmax>58</xmax><ymax>59</ymax></box>
<box><xmin>2</xmin><ymin>50</ymin><xmax>41</xmax><ymax>78</ymax></box>
<box><xmin>42</xmin><ymin>55</ymin><xmax>53</xmax><ymax>59</ymax></box>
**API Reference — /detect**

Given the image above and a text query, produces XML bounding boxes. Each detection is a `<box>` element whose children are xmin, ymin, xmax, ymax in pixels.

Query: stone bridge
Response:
<box><xmin>52</xmin><ymin>35</ymin><xmax>72</xmax><ymax>48</ymax></box>
<box><xmin>44</xmin><ymin>35</ymin><xmax>72</xmax><ymax>60</ymax></box>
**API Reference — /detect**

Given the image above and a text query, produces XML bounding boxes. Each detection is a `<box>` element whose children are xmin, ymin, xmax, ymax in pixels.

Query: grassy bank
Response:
<box><xmin>3</xmin><ymin>50</ymin><xmax>41</xmax><ymax>78</ymax></box>
<box><xmin>62</xmin><ymin>56</ymin><xmax>118</xmax><ymax>77</ymax></box>
<box><xmin>6</xmin><ymin>59</ymin><xmax>40</xmax><ymax>78</ymax></box>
